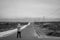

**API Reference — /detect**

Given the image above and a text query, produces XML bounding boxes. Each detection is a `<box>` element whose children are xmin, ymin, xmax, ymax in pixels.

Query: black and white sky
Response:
<box><xmin>0</xmin><ymin>0</ymin><xmax>60</xmax><ymax>19</ymax></box>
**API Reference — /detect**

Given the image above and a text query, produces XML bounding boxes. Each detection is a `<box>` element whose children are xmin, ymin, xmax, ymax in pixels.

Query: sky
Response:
<box><xmin>0</xmin><ymin>0</ymin><xmax>60</xmax><ymax>19</ymax></box>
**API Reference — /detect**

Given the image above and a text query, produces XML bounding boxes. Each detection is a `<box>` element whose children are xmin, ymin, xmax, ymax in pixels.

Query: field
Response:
<box><xmin>33</xmin><ymin>22</ymin><xmax>60</xmax><ymax>37</ymax></box>
<box><xmin>0</xmin><ymin>22</ymin><xmax>28</xmax><ymax>32</ymax></box>
<box><xmin>0</xmin><ymin>22</ymin><xmax>60</xmax><ymax>40</ymax></box>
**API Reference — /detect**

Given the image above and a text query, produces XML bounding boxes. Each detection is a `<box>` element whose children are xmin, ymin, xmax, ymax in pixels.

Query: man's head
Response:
<box><xmin>17</xmin><ymin>24</ymin><xmax>21</xmax><ymax>27</ymax></box>
<box><xmin>18</xmin><ymin>24</ymin><xmax>20</xmax><ymax>25</ymax></box>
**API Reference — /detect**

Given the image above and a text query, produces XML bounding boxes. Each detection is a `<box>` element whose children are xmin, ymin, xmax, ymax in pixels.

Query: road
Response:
<box><xmin>0</xmin><ymin>22</ymin><xmax>30</xmax><ymax>37</ymax></box>
<box><xmin>0</xmin><ymin>23</ymin><xmax>37</xmax><ymax>40</ymax></box>
<box><xmin>0</xmin><ymin>23</ymin><xmax>60</xmax><ymax>40</ymax></box>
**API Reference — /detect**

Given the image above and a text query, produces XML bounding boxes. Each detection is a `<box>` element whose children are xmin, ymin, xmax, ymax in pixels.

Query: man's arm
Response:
<box><xmin>20</xmin><ymin>22</ymin><xmax>30</xmax><ymax>31</ymax></box>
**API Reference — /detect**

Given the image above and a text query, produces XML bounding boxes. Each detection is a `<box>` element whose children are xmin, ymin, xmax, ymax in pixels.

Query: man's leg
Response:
<box><xmin>19</xmin><ymin>31</ymin><xmax>21</xmax><ymax>38</ymax></box>
<box><xmin>17</xmin><ymin>31</ymin><xmax>21</xmax><ymax>38</ymax></box>
<box><xmin>17</xmin><ymin>31</ymin><xmax>19</xmax><ymax>38</ymax></box>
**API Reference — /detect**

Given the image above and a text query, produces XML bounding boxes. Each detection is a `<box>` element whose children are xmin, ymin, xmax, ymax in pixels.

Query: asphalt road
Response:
<box><xmin>0</xmin><ymin>24</ymin><xmax>60</xmax><ymax>40</ymax></box>
<box><xmin>0</xmin><ymin>25</ymin><xmax>37</xmax><ymax>40</ymax></box>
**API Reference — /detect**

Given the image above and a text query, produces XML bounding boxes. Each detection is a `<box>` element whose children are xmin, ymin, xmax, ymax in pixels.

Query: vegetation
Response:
<box><xmin>33</xmin><ymin>22</ymin><xmax>60</xmax><ymax>37</ymax></box>
<box><xmin>0</xmin><ymin>22</ymin><xmax>28</xmax><ymax>32</ymax></box>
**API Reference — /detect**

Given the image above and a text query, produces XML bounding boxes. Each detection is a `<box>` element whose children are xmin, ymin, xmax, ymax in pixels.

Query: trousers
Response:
<box><xmin>17</xmin><ymin>31</ymin><xmax>21</xmax><ymax>38</ymax></box>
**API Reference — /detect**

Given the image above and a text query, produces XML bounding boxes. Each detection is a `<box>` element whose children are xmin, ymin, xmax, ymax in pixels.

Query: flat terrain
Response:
<box><xmin>0</xmin><ymin>22</ymin><xmax>28</xmax><ymax>32</ymax></box>
<box><xmin>0</xmin><ymin>24</ymin><xmax>60</xmax><ymax>40</ymax></box>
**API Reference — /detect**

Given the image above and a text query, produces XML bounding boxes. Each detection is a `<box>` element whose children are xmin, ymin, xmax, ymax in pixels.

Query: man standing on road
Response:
<box><xmin>17</xmin><ymin>23</ymin><xmax>21</xmax><ymax>38</ymax></box>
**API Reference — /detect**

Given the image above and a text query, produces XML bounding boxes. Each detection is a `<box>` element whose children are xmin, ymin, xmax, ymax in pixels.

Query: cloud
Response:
<box><xmin>0</xmin><ymin>0</ymin><xmax>60</xmax><ymax>19</ymax></box>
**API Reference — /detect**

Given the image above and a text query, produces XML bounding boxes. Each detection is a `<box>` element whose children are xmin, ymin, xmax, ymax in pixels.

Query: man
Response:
<box><xmin>17</xmin><ymin>24</ymin><xmax>21</xmax><ymax>38</ymax></box>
